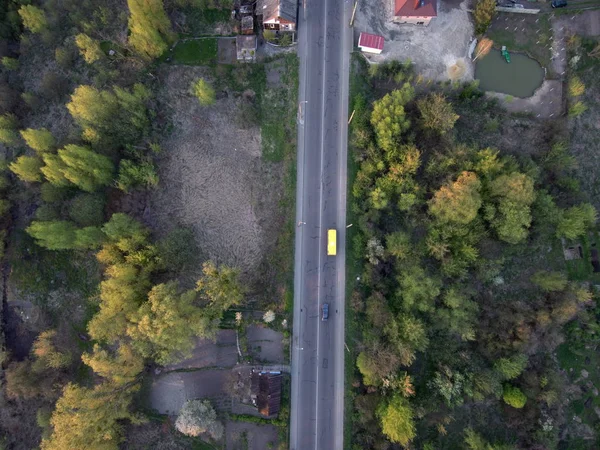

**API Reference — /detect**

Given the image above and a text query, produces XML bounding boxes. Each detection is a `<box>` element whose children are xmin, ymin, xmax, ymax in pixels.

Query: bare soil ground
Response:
<box><xmin>165</xmin><ymin>330</ymin><xmax>238</xmax><ymax>371</ymax></box>
<box><xmin>354</xmin><ymin>0</ymin><xmax>474</xmax><ymax>80</ymax></box>
<box><xmin>225</xmin><ymin>422</ymin><xmax>278</xmax><ymax>450</ymax></box>
<box><xmin>247</xmin><ymin>325</ymin><xmax>285</xmax><ymax>364</ymax></box>
<box><xmin>218</xmin><ymin>37</ymin><xmax>237</xmax><ymax>64</ymax></box>
<box><xmin>486</xmin><ymin>79</ymin><xmax>563</xmax><ymax>117</ymax></box>
<box><xmin>148</xmin><ymin>65</ymin><xmax>285</xmax><ymax>282</ymax></box>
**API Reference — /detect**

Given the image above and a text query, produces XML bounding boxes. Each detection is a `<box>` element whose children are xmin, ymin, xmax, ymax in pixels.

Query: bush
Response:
<box><xmin>175</xmin><ymin>399</ymin><xmax>224</xmax><ymax>439</ymax></box>
<box><xmin>68</xmin><ymin>193</ymin><xmax>106</xmax><ymax>226</ymax></box>
<box><xmin>1</xmin><ymin>57</ymin><xmax>18</xmax><ymax>70</ymax></box>
<box><xmin>41</xmin><ymin>182</ymin><xmax>71</xmax><ymax>203</ymax></box>
<box><xmin>35</xmin><ymin>204</ymin><xmax>60</xmax><ymax>221</ymax></box>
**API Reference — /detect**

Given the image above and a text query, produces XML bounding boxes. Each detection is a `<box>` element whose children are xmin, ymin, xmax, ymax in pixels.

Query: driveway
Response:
<box><xmin>354</xmin><ymin>0</ymin><xmax>474</xmax><ymax>80</ymax></box>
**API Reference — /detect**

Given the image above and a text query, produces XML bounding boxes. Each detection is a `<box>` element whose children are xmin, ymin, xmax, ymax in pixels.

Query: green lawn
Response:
<box><xmin>172</xmin><ymin>39</ymin><xmax>217</xmax><ymax>65</ymax></box>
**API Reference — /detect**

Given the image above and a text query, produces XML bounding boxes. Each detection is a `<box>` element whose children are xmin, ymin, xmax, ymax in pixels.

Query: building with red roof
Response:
<box><xmin>393</xmin><ymin>0</ymin><xmax>437</xmax><ymax>26</ymax></box>
<box><xmin>358</xmin><ymin>32</ymin><xmax>384</xmax><ymax>54</ymax></box>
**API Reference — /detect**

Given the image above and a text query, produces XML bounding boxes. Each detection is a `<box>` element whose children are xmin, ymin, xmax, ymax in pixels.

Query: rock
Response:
<box><xmin>585</xmin><ymin>397</ymin><xmax>593</xmax><ymax>408</ymax></box>
<box><xmin>582</xmin><ymin>369</ymin><xmax>589</xmax><ymax>378</ymax></box>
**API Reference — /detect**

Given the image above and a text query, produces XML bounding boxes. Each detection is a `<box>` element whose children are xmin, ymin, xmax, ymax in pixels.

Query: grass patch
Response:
<box><xmin>9</xmin><ymin>229</ymin><xmax>100</xmax><ymax>304</ymax></box>
<box><xmin>172</xmin><ymin>39</ymin><xmax>217</xmax><ymax>65</ymax></box>
<box><xmin>344</xmin><ymin>52</ymin><xmax>372</xmax><ymax>450</ymax></box>
<box><xmin>178</xmin><ymin>7</ymin><xmax>231</xmax><ymax>36</ymax></box>
<box><xmin>486</xmin><ymin>13</ymin><xmax>552</xmax><ymax>72</ymax></box>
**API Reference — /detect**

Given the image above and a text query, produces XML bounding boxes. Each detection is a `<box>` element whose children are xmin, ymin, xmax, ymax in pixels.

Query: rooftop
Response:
<box><xmin>358</xmin><ymin>32</ymin><xmax>384</xmax><ymax>50</ymax></box>
<box><xmin>395</xmin><ymin>0</ymin><xmax>437</xmax><ymax>18</ymax></box>
<box><xmin>257</xmin><ymin>0</ymin><xmax>296</xmax><ymax>23</ymax></box>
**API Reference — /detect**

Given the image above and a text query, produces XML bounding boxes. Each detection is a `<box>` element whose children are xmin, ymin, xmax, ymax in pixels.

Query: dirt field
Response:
<box><xmin>148</xmin><ymin>66</ymin><xmax>285</xmax><ymax>282</ymax></box>
<box><xmin>225</xmin><ymin>422</ymin><xmax>278</xmax><ymax>450</ymax></box>
<box><xmin>354</xmin><ymin>0</ymin><xmax>474</xmax><ymax>80</ymax></box>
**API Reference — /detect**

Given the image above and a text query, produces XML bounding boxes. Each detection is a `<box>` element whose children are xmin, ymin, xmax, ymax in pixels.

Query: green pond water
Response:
<box><xmin>475</xmin><ymin>49</ymin><xmax>545</xmax><ymax>98</ymax></box>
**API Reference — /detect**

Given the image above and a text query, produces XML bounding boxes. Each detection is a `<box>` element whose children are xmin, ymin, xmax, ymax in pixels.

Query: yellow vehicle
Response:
<box><xmin>327</xmin><ymin>229</ymin><xmax>337</xmax><ymax>256</ymax></box>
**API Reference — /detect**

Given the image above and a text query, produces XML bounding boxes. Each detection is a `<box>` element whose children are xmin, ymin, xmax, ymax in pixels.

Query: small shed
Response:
<box><xmin>358</xmin><ymin>32</ymin><xmax>384</xmax><ymax>54</ymax></box>
<box><xmin>236</xmin><ymin>35</ymin><xmax>257</xmax><ymax>62</ymax></box>
<box><xmin>251</xmin><ymin>370</ymin><xmax>282</xmax><ymax>417</ymax></box>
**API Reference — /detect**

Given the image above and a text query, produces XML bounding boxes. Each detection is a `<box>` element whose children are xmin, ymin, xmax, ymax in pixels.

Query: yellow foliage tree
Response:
<box><xmin>127</xmin><ymin>0</ymin><xmax>175</xmax><ymax>60</ymax></box>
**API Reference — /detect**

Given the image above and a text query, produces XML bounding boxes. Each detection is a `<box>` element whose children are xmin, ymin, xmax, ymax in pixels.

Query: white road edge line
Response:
<box><xmin>315</xmin><ymin>0</ymin><xmax>329</xmax><ymax>447</ymax></box>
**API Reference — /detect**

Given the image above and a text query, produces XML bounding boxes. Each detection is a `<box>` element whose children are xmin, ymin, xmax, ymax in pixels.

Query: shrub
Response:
<box><xmin>157</xmin><ymin>227</ymin><xmax>199</xmax><ymax>271</ymax></box>
<box><xmin>116</xmin><ymin>159</ymin><xmax>159</xmax><ymax>192</ymax></box>
<box><xmin>1</xmin><ymin>57</ymin><xmax>19</xmax><ymax>70</ymax></box>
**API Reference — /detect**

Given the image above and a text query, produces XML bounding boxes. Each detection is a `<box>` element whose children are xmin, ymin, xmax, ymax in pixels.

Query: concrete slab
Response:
<box><xmin>246</xmin><ymin>325</ymin><xmax>284</xmax><ymax>364</ymax></box>
<box><xmin>166</xmin><ymin>329</ymin><xmax>238</xmax><ymax>371</ymax></box>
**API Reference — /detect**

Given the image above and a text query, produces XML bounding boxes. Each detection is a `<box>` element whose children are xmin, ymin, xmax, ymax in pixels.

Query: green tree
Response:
<box><xmin>75</xmin><ymin>33</ymin><xmax>104</xmax><ymax>64</ymax></box>
<box><xmin>371</xmin><ymin>84</ymin><xmax>414</xmax><ymax>152</ymax></box>
<box><xmin>191</xmin><ymin>78</ymin><xmax>216</xmax><ymax>106</ymax></box>
<box><xmin>81</xmin><ymin>343</ymin><xmax>144</xmax><ymax>385</ymax></box>
<box><xmin>117</xmin><ymin>159</ymin><xmax>159</xmax><ymax>192</ymax></box>
<box><xmin>196</xmin><ymin>261</ymin><xmax>245</xmax><ymax>315</ymax></box>
<box><xmin>568</xmin><ymin>101</ymin><xmax>587</xmax><ymax>117</ymax></box>
<box><xmin>20</xmin><ymin>128</ymin><xmax>56</xmax><ymax>153</ymax></box>
<box><xmin>488</xmin><ymin>172</ymin><xmax>535</xmax><ymax>244</ymax></box>
<box><xmin>502</xmin><ymin>385</ymin><xmax>527</xmax><ymax>408</ymax></box>
<box><xmin>385</xmin><ymin>231</ymin><xmax>412</xmax><ymax>260</ymax></box>
<box><xmin>175</xmin><ymin>399</ymin><xmax>224</xmax><ymax>439</ymax></box>
<box><xmin>75</xmin><ymin>226</ymin><xmax>106</xmax><ymax>249</ymax></box>
<box><xmin>127</xmin><ymin>0</ymin><xmax>175</xmax><ymax>60</ymax></box>
<box><xmin>556</xmin><ymin>203</ymin><xmax>596</xmax><ymax>240</ymax></box>
<box><xmin>397</xmin><ymin>265</ymin><xmax>441</xmax><ymax>313</ymax></box>
<box><xmin>128</xmin><ymin>281</ymin><xmax>214</xmax><ymax>365</ymax></box>
<box><xmin>568</xmin><ymin>76</ymin><xmax>585</xmax><ymax>97</ymax></box>
<box><xmin>494</xmin><ymin>354</ymin><xmax>528</xmax><ymax>380</ymax></box>
<box><xmin>26</xmin><ymin>221</ymin><xmax>77</xmax><ymax>250</ymax></box>
<box><xmin>67</xmin><ymin>85</ymin><xmax>118</xmax><ymax>130</ymax></box>
<box><xmin>530</xmin><ymin>270</ymin><xmax>568</xmax><ymax>292</ymax></box>
<box><xmin>10</xmin><ymin>155</ymin><xmax>43</xmax><ymax>182</ymax></box>
<box><xmin>57</xmin><ymin>145</ymin><xmax>115</xmax><ymax>192</ymax></box>
<box><xmin>31</xmin><ymin>330</ymin><xmax>72</xmax><ymax>370</ymax></box>
<box><xmin>40</xmin><ymin>382</ymin><xmax>140</xmax><ymax>450</ymax></box>
<box><xmin>473</xmin><ymin>0</ymin><xmax>496</xmax><ymax>34</ymax></box>
<box><xmin>0</xmin><ymin>112</ymin><xmax>18</xmax><ymax>146</ymax></box>
<box><xmin>1</xmin><ymin>56</ymin><xmax>18</xmax><ymax>70</ymax></box>
<box><xmin>377</xmin><ymin>395</ymin><xmax>416</xmax><ymax>446</ymax></box>
<box><xmin>41</xmin><ymin>154</ymin><xmax>70</xmax><ymax>187</ymax></box>
<box><xmin>429</xmin><ymin>171</ymin><xmax>482</xmax><ymax>224</ymax></box>
<box><xmin>417</xmin><ymin>93</ymin><xmax>459</xmax><ymax>134</ymax></box>
<box><xmin>18</xmin><ymin>5</ymin><xmax>47</xmax><ymax>34</ymax></box>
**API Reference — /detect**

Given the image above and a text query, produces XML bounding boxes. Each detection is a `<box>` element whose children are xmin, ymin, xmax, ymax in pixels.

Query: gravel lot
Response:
<box><xmin>354</xmin><ymin>0</ymin><xmax>475</xmax><ymax>80</ymax></box>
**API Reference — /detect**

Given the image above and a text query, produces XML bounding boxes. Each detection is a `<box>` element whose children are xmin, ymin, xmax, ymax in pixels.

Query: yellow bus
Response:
<box><xmin>327</xmin><ymin>229</ymin><xmax>337</xmax><ymax>256</ymax></box>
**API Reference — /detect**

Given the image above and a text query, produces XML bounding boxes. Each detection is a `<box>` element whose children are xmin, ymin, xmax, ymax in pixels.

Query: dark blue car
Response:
<box><xmin>322</xmin><ymin>303</ymin><xmax>329</xmax><ymax>321</ymax></box>
<box><xmin>551</xmin><ymin>0</ymin><xmax>567</xmax><ymax>7</ymax></box>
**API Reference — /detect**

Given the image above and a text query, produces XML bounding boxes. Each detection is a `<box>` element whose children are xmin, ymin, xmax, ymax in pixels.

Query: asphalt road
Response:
<box><xmin>290</xmin><ymin>0</ymin><xmax>352</xmax><ymax>449</ymax></box>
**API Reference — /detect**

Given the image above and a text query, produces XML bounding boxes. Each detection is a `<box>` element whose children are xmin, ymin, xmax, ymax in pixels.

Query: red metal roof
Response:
<box><xmin>395</xmin><ymin>0</ymin><xmax>437</xmax><ymax>18</ymax></box>
<box><xmin>358</xmin><ymin>32</ymin><xmax>384</xmax><ymax>51</ymax></box>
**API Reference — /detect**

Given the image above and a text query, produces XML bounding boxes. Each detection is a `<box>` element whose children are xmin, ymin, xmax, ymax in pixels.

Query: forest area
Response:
<box><xmin>346</xmin><ymin>50</ymin><xmax>600</xmax><ymax>450</ymax></box>
<box><xmin>0</xmin><ymin>0</ymin><xmax>293</xmax><ymax>449</ymax></box>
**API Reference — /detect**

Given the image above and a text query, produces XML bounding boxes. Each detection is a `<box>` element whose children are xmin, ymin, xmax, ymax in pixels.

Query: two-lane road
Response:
<box><xmin>290</xmin><ymin>0</ymin><xmax>351</xmax><ymax>449</ymax></box>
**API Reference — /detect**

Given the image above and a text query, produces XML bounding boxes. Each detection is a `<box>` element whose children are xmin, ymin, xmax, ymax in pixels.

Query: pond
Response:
<box><xmin>475</xmin><ymin>49</ymin><xmax>545</xmax><ymax>98</ymax></box>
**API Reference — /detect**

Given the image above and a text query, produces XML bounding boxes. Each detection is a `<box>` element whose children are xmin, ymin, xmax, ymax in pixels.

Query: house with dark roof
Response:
<box><xmin>251</xmin><ymin>370</ymin><xmax>282</xmax><ymax>417</ymax></box>
<box><xmin>393</xmin><ymin>0</ymin><xmax>437</xmax><ymax>26</ymax></box>
<box><xmin>257</xmin><ymin>0</ymin><xmax>297</xmax><ymax>31</ymax></box>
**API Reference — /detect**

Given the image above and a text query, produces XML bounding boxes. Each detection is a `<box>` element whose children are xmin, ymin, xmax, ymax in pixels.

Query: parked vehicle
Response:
<box><xmin>551</xmin><ymin>0</ymin><xmax>567</xmax><ymax>7</ymax></box>
<box><xmin>512</xmin><ymin>3</ymin><xmax>524</xmax><ymax>8</ymax></box>
<box><xmin>322</xmin><ymin>303</ymin><xmax>329</xmax><ymax>321</ymax></box>
<box><xmin>327</xmin><ymin>229</ymin><xmax>336</xmax><ymax>256</ymax></box>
